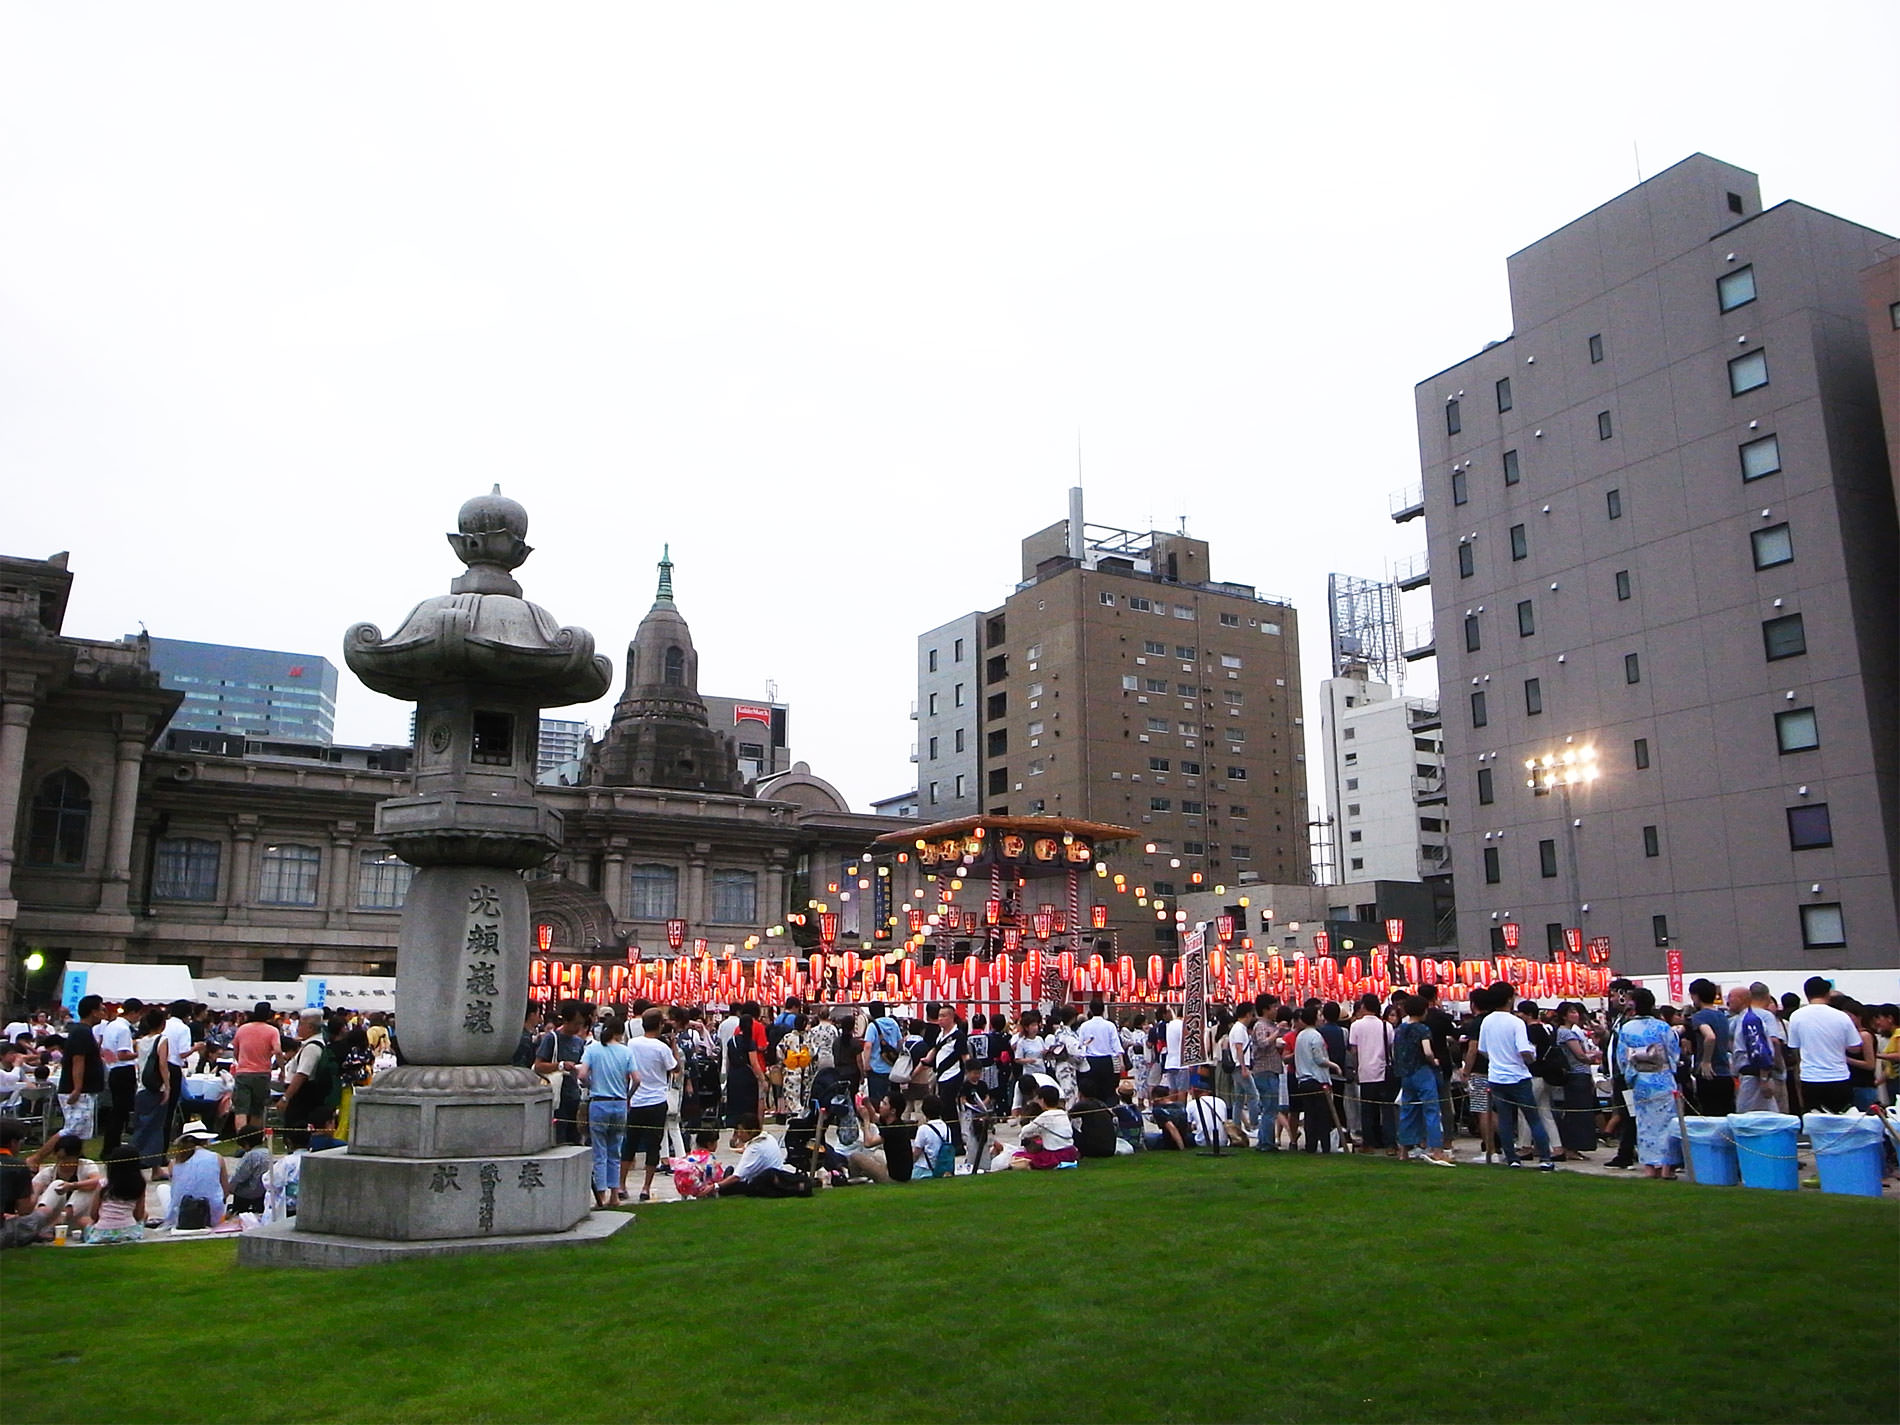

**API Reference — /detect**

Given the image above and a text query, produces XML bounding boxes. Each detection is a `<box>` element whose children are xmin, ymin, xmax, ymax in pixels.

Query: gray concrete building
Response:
<box><xmin>915</xmin><ymin>612</ymin><xmax>983</xmax><ymax>820</ymax></box>
<box><xmin>1402</xmin><ymin>154</ymin><xmax>1898</xmax><ymax>977</ymax></box>
<box><xmin>143</xmin><ymin>635</ymin><xmax>338</xmax><ymax>743</ymax></box>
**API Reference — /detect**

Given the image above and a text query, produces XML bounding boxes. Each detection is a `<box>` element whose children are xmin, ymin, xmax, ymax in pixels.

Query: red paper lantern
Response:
<box><xmin>1033</xmin><ymin>911</ymin><xmax>1055</xmax><ymax>940</ymax></box>
<box><xmin>1215</xmin><ymin>914</ymin><xmax>1234</xmax><ymax>943</ymax></box>
<box><xmin>1058</xmin><ymin>950</ymin><xmax>1075</xmax><ymax>979</ymax></box>
<box><xmin>1385</xmin><ymin>917</ymin><xmax>1405</xmax><ymax>946</ymax></box>
<box><xmin>1148</xmin><ymin>954</ymin><xmax>1164</xmax><ymax>986</ymax></box>
<box><xmin>1313</xmin><ymin>930</ymin><xmax>1330</xmax><ymax>956</ymax></box>
<box><xmin>666</xmin><ymin>918</ymin><xmax>687</xmax><ymax>950</ymax></box>
<box><xmin>536</xmin><ymin>923</ymin><xmax>554</xmax><ymax>952</ymax></box>
<box><xmin>1003</xmin><ymin>927</ymin><xmax>1022</xmax><ymax>953</ymax></box>
<box><xmin>819</xmin><ymin>912</ymin><xmax>839</xmax><ymax>946</ymax></box>
<box><xmin>1501</xmin><ymin>921</ymin><xmax>1520</xmax><ymax>951</ymax></box>
<box><xmin>1091</xmin><ymin>903</ymin><xmax>1108</xmax><ymax>929</ymax></box>
<box><xmin>985</xmin><ymin>898</ymin><xmax>1002</xmax><ymax>926</ymax></box>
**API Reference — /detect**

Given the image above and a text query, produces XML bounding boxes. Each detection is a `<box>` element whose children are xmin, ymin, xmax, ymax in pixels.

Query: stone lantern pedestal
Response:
<box><xmin>241</xmin><ymin>491</ymin><xmax>631</xmax><ymax>1268</ymax></box>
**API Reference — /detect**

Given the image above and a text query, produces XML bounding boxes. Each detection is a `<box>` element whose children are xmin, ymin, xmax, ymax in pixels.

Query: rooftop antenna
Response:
<box><xmin>1177</xmin><ymin>515</ymin><xmax>1189</xmax><ymax>536</ymax></box>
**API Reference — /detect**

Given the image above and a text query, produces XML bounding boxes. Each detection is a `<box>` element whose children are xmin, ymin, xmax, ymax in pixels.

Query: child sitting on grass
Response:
<box><xmin>671</xmin><ymin>1131</ymin><xmax>725</xmax><ymax>1200</ymax></box>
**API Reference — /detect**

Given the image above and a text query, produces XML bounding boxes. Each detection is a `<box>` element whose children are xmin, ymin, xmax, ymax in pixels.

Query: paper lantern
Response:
<box><xmin>666</xmin><ymin>918</ymin><xmax>687</xmax><ymax>950</ymax></box>
<box><xmin>841</xmin><ymin>951</ymin><xmax>861</xmax><ymax>982</ymax></box>
<box><xmin>1091</xmin><ymin>903</ymin><xmax>1108</xmax><ymax>929</ymax></box>
<box><xmin>1059</xmin><ymin>950</ymin><xmax>1076</xmax><ymax>979</ymax></box>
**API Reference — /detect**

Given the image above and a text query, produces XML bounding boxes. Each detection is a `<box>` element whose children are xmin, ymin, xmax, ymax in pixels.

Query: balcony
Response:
<box><xmin>1417</xmin><ymin>843</ymin><xmax>1452</xmax><ymax>877</ymax></box>
<box><xmin>1412</xmin><ymin>769</ymin><xmax>1447</xmax><ymax>805</ymax></box>
<box><xmin>908</xmin><ymin>744</ymin><xmax>919</xmax><ymax>763</ymax></box>
<box><xmin>1390</xmin><ymin>483</ymin><xmax>1425</xmax><ymax>523</ymax></box>
<box><xmin>1392</xmin><ymin>551</ymin><xmax>1430</xmax><ymax>591</ymax></box>
<box><xmin>1401</xmin><ymin>622</ymin><xmax>1436</xmax><ymax>662</ymax></box>
<box><xmin>909</xmin><ymin>701</ymin><xmax>919</xmax><ymax>720</ymax></box>
<box><xmin>1405</xmin><ymin>698</ymin><xmax>1441</xmax><ymax>732</ymax></box>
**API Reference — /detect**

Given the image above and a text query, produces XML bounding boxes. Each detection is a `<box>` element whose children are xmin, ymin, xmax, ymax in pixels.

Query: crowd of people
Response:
<box><xmin>3</xmin><ymin>972</ymin><xmax>1893</xmax><ymax>1244</ymax></box>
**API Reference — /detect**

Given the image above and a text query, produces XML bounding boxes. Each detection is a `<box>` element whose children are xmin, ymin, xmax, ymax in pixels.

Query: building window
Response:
<box><xmin>1751</xmin><ymin>523</ymin><xmax>1794</xmax><ymax>569</ymax></box>
<box><xmin>1215</xmin><ymin>611</ymin><xmax>1237</xmax><ymax>627</ymax></box>
<box><xmin>1149</xmin><ymin>757</ymin><xmax>1170</xmax><ymax>771</ymax></box>
<box><xmin>1469</xmin><ymin>690</ymin><xmax>1488</xmax><ymax>728</ymax></box>
<box><xmin>988</xmin><ymin>729</ymin><xmax>1007</xmax><ymax>757</ymax></box>
<box><xmin>1524</xmin><ymin>677</ymin><xmax>1542</xmax><ymax>716</ymax></box>
<box><xmin>1762</xmin><ymin>613</ymin><xmax>1806</xmax><ymax>661</ymax></box>
<box><xmin>357</xmin><ymin>849</ymin><xmax>412</xmax><ymax>909</ymax></box>
<box><xmin>1624</xmin><ymin>652</ymin><xmax>1641</xmax><ymax>684</ymax></box>
<box><xmin>1728</xmin><ymin>350</ymin><xmax>1769</xmax><ymax>395</ymax></box>
<box><xmin>1227</xmin><ymin>766</ymin><xmax>1247</xmax><ymax>780</ymax></box>
<box><xmin>1347</xmin><ymin>803</ymin><xmax>1361</xmax><ymax>817</ymax></box>
<box><xmin>1027</xmin><ymin>720</ymin><xmax>1044</xmax><ymax>737</ymax></box>
<box><xmin>1543</xmin><ymin>923</ymin><xmax>1564</xmax><ymax>955</ymax></box>
<box><xmin>1128</xmin><ymin>596</ymin><xmax>1152</xmax><ymax>612</ymax></box>
<box><xmin>1123</xmin><ymin>674</ymin><xmax>1140</xmax><ymax>691</ymax></box>
<box><xmin>629</xmin><ymin>864</ymin><xmax>679</xmax><ymax>920</ymax></box>
<box><xmin>1451</xmin><ymin>470</ymin><xmax>1468</xmax><ymax>506</ymax></box>
<box><xmin>1483</xmin><ymin>847</ymin><xmax>1501</xmax><ymax>884</ymax></box>
<box><xmin>154</xmin><ymin>837</ymin><xmax>221</xmax><ymax>901</ymax></box>
<box><xmin>1230</xmin><ymin>845</ymin><xmax>1252</xmax><ymax>859</ymax></box>
<box><xmin>1538</xmin><ymin>839</ymin><xmax>1557</xmax><ymax>877</ymax></box>
<box><xmin>1144</xmin><ymin>640</ymin><xmax>1166</xmax><ymax>655</ymax></box>
<box><xmin>1146</xmin><ymin>717</ymin><xmax>1168</xmax><ymax>732</ymax></box>
<box><xmin>25</xmin><ymin>769</ymin><xmax>90</xmax><ymax>867</ymax></box>
<box><xmin>1502</xmin><ymin>448</ymin><xmax>1520</xmax><ymax>485</ymax></box>
<box><xmin>1606</xmin><ymin>488</ymin><xmax>1623</xmax><ymax>520</ymax></box>
<box><xmin>1786</xmin><ymin>804</ymin><xmax>1833</xmax><ymax>850</ymax></box>
<box><xmin>1509</xmin><ymin>523</ymin><xmax>1527</xmax><ymax>561</ymax></box>
<box><xmin>1717</xmin><ymin>265</ymin><xmax>1757</xmax><ymax>312</ymax></box>
<box><xmin>955</xmin><ymin>637</ymin><xmax>966</xmax><ymax>661</ymax></box>
<box><xmin>1642</xmin><ymin>825</ymin><xmax>1660</xmax><ymax>858</ymax></box>
<box><xmin>1228</xmin><ymin>803</ymin><xmax>1246</xmax><ymax>815</ymax></box>
<box><xmin>1615</xmin><ymin>569</ymin><xmax>1631</xmax><ymax>601</ymax></box>
<box><xmin>1180</xmin><ymin>761</ymin><xmax>1202</xmax><ymax>774</ymax></box>
<box><xmin>1146</xmin><ymin>679</ymin><xmax>1168</xmax><ymax>693</ymax></box>
<box><xmin>1177</xmin><ymin>683</ymin><xmax>1197</xmax><ymax>697</ymax></box>
<box><xmin>1175</xmin><ymin>645</ymin><xmax>1195</xmax><ymax>659</ymax></box>
<box><xmin>954</xmin><ymin>728</ymin><xmax>966</xmax><ymax>754</ymax></box>
<box><xmin>1219</xmin><ymin>655</ymin><xmax>1242</xmax><ymax>669</ymax></box>
<box><xmin>1457</xmin><ymin>543</ymin><xmax>1474</xmax><ymax>578</ymax></box>
<box><xmin>928</xmin><ymin>736</ymin><xmax>939</xmax><ymax>760</ymax></box>
<box><xmin>1634</xmin><ymin>737</ymin><xmax>1651</xmax><ymax>770</ymax></box>
<box><xmin>927</xmin><ymin>692</ymin><xmax>938</xmax><ymax>716</ymax></box>
<box><xmin>1464</xmin><ymin>615</ymin><xmax>1481</xmax><ymax>653</ymax></box>
<box><xmin>1344</xmin><ymin>778</ymin><xmax>1358</xmax><ymax>791</ymax></box>
<box><xmin>928</xmin><ymin>781</ymin><xmax>939</xmax><ymax>805</ymax></box>
<box><xmin>1446</xmin><ymin>400</ymin><xmax>1462</xmax><ymax>435</ymax></box>
<box><xmin>1477</xmin><ymin>767</ymin><xmax>1494</xmax><ymax>805</ymax></box>
<box><xmin>987</xmin><ymin>692</ymin><xmax>1006</xmax><ymax>720</ymax></box>
<box><xmin>1588</xmin><ymin>333</ymin><xmax>1604</xmax><ymax>364</ymax></box>
<box><xmin>710</xmin><ymin>869</ymin><xmax>758</xmax><ymax>924</ymax></box>
<box><xmin>258</xmin><ymin>843</ymin><xmax>321</xmax><ymax>905</ymax></box>
<box><xmin>953</xmin><ymin>683</ymin><xmax>965</xmax><ymax>708</ymax></box>
<box><xmin>1496</xmin><ymin>377</ymin><xmax>1512</xmax><ymax>413</ymax></box>
<box><xmin>1099</xmin><ymin>591</ymin><xmax>1115</xmax><ymax>606</ymax></box>
<box><xmin>1150</xmin><ymin>797</ymin><xmax>1171</xmax><ymax>811</ymax></box>
<box><xmin>1517</xmin><ymin>600</ymin><xmax>1535</xmax><ymax>637</ymax></box>
<box><xmin>1739</xmin><ymin>433</ymin><xmax>1782</xmax><ymax>481</ymax></box>
<box><xmin>1181</xmin><ymin>801</ymin><xmax>1203</xmax><ymax>815</ymax></box>
<box><xmin>987</xmin><ymin>769</ymin><xmax>1008</xmax><ymax>795</ymax></box>
<box><xmin>986</xmin><ymin>654</ymin><xmax>1007</xmax><ymax>684</ymax></box>
<box><xmin>927</xmin><ymin>649</ymin><xmax>938</xmax><ymax>673</ymax></box>
<box><xmin>1775</xmin><ymin>707</ymin><xmax>1819</xmax><ymax>753</ymax></box>
<box><xmin>1800</xmin><ymin>903</ymin><xmax>1845</xmax><ymax>949</ymax></box>
<box><xmin>956</xmin><ymin>773</ymin><xmax>969</xmax><ymax>796</ymax></box>
<box><xmin>1652</xmin><ymin>914</ymin><xmax>1671</xmax><ymax>947</ymax></box>
<box><xmin>1597</xmin><ymin>410</ymin><xmax>1613</xmax><ymax>440</ymax></box>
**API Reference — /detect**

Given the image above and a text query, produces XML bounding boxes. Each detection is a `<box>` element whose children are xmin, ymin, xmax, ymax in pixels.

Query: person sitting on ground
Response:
<box><xmin>822</xmin><ymin>1099</ymin><xmax>890</xmax><ymax>1184</ymax></box>
<box><xmin>1185</xmin><ymin>1078</ymin><xmax>1233</xmax><ymax>1149</ymax></box>
<box><xmin>28</xmin><ymin>1134</ymin><xmax>104</xmax><ymax>1237</ymax></box>
<box><xmin>717</xmin><ymin>1115</ymin><xmax>810</xmax><ymax>1197</ymax></box>
<box><xmin>227</xmin><ymin>1126</ymin><xmax>272</xmax><ymax>1217</ymax></box>
<box><xmin>1069</xmin><ymin>1091</ymin><xmax>1119</xmax><ymax>1159</ymax></box>
<box><xmin>306</xmin><ymin>1108</ymin><xmax>347</xmax><ymax>1155</ymax></box>
<box><xmin>265</xmin><ymin>1128</ymin><xmax>309</xmax><ymax>1223</ymax></box>
<box><xmin>163</xmin><ymin>1133</ymin><xmax>229</xmax><ymax>1230</ymax></box>
<box><xmin>0</xmin><ymin>1118</ymin><xmax>56</xmax><ymax>1249</ymax></box>
<box><xmin>912</xmin><ymin>1095</ymin><xmax>957</xmax><ymax>1179</ymax></box>
<box><xmin>1145</xmin><ymin>1085</ymin><xmax>1191</xmax><ymax>1151</ymax></box>
<box><xmin>671</xmin><ymin>1130</ymin><xmax>727</xmax><ymax>1200</ymax></box>
<box><xmin>1112</xmin><ymin>1087</ymin><xmax>1144</xmax><ymax>1151</ymax></box>
<box><xmin>84</xmin><ymin>1146</ymin><xmax>149</xmax><ymax>1245</ymax></box>
<box><xmin>1009</xmin><ymin>1084</ymin><xmax>1080</xmax><ymax>1170</ymax></box>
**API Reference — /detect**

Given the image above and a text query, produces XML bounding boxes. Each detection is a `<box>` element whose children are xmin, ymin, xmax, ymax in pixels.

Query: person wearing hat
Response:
<box><xmin>279</xmin><ymin>1009</ymin><xmax>331</xmax><ymax>1131</ymax></box>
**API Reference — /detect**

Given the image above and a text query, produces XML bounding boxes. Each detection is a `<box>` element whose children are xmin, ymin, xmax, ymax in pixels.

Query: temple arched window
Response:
<box><xmin>26</xmin><ymin>769</ymin><xmax>90</xmax><ymax>867</ymax></box>
<box><xmin>663</xmin><ymin>646</ymin><xmax>685</xmax><ymax>687</ymax></box>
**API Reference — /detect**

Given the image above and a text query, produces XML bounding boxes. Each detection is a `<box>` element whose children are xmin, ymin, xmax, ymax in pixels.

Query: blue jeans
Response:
<box><xmin>1251</xmin><ymin>1072</ymin><xmax>1281</xmax><ymax>1148</ymax></box>
<box><xmin>1490</xmin><ymin>1078</ymin><xmax>1551</xmax><ymax>1163</ymax></box>
<box><xmin>1397</xmin><ymin>1067</ymin><xmax>1443</xmax><ymax>1149</ymax></box>
<box><xmin>1233</xmin><ymin>1065</ymin><xmax>1261</xmax><ymax>1124</ymax></box>
<box><xmin>588</xmin><ymin>1099</ymin><xmax>628</xmax><ymax>1192</ymax></box>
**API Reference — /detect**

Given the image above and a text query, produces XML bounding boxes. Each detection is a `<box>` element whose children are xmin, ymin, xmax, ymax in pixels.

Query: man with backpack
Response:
<box><xmin>279</xmin><ymin>1009</ymin><xmax>336</xmax><ymax>1132</ymax></box>
<box><xmin>860</xmin><ymin>1000</ymin><xmax>904</xmax><ymax>1109</ymax></box>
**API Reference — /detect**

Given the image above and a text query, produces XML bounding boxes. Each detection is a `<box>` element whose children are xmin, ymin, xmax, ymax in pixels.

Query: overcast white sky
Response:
<box><xmin>5</xmin><ymin>3</ymin><xmax>1896</xmax><ymax>812</ymax></box>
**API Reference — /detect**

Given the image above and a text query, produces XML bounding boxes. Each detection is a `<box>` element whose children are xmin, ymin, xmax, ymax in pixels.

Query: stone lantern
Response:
<box><xmin>241</xmin><ymin>489</ymin><xmax>628</xmax><ymax>1266</ymax></box>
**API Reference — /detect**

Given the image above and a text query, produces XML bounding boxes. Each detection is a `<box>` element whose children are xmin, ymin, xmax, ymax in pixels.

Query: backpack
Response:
<box><xmin>300</xmin><ymin>1039</ymin><xmax>341</xmax><ymax>1110</ymax></box>
<box><xmin>140</xmin><ymin>1040</ymin><xmax>165</xmax><ymax>1094</ymax></box>
<box><xmin>1533</xmin><ymin>1026</ymin><xmax>1570</xmax><ymax>1087</ymax></box>
<box><xmin>1736</xmin><ymin>1010</ymin><xmax>1776</xmax><ymax>1073</ymax></box>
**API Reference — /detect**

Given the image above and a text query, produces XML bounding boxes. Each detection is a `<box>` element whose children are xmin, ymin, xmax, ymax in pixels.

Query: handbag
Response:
<box><xmin>888</xmin><ymin>1051</ymin><xmax>914</xmax><ymax>1086</ymax></box>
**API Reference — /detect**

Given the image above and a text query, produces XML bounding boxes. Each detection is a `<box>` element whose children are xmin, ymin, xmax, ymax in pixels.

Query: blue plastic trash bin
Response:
<box><xmin>1803</xmin><ymin>1112</ymin><xmax>1885</xmax><ymax>1198</ymax></box>
<box><xmin>1681</xmin><ymin>1116</ymin><xmax>1739</xmax><ymax>1186</ymax></box>
<box><xmin>1729</xmin><ymin>1111</ymin><xmax>1800</xmax><ymax>1191</ymax></box>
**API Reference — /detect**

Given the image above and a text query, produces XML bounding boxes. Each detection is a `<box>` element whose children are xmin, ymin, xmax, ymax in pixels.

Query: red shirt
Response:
<box><xmin>232</xmin><ymin>1021</ymin><xmax>282</xmax><ymax>1076</ymax></box>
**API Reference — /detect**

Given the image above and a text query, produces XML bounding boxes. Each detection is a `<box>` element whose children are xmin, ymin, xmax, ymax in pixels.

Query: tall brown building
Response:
<box><xmin>916</xmin><ymin>492</ymin><xmax>1306</xmax><ymax>950</ymax></box>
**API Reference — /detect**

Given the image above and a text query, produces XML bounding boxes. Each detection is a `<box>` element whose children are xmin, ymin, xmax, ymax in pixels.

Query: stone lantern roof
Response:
<box><xmin>344</xmin><ymin>488</ymin><xmax>611</xmax><ymax>707</ymax></box>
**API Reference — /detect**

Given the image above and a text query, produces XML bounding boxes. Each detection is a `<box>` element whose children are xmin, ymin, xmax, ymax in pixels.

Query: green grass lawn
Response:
<box><xmin>4</xmin><ymin>1153</ymin><xmax>1895</xmax><ymax>1424</ymax></box>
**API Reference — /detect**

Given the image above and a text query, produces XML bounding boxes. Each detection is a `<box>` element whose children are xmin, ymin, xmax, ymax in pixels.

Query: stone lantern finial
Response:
<box><xmin>447</xmin><ymin>484</ymin><xmax>533</xmax><ymax>596</ymax></box>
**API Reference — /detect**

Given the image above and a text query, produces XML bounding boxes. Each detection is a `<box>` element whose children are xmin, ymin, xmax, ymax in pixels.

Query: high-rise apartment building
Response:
<box><xmin>535</xmin><ymin>717</ymin><xmax>591</xmax><ymax>780</ymax></box>
<box><xmin>916</xmin><ymin>491</ymin><xmax>1306</xmax><ymax>946</ymax></box>
<box><xmin>142</xmin><ymin>636</ymin><xmax>338</xmax><ymax>743</ymax></box>
<box><xmin>1318</xmin><ymin>670</ymin><xmax>1446</xmax><ymax>883</ymax></box>
<box><xmin>1403</xmin><ymin>155</ymin><xmax>1897</xmax><ymax>976</ymax></box>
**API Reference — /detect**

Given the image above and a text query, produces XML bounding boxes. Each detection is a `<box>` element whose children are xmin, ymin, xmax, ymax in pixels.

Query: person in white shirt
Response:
<box><xmin>717</xmin><ymin>1115</ymin><xmax>809</xmax><ymax>1197</ymax></box>
<box><xmin>1077</xmin><ymin>1002</ymin><xmax>1123</xmax><ymax>1102</ymax></box>
<box><xmin>159</xmin><ymin>1000</ymin><xmax>197</xmax><ymax>1142</ymax></box>
<box><xmin>620</xmin><ymin>1008</ymin><xmax>680</xmax><ymax>1203</ymax></box>
<box><xmin>1008</xmin><ymin>1084</ymin><xmax>1079</xmax><ymax>1169</ymax></box>
<box><xmin>1185</xmin><ymin>1081</ymin><xmax>1231</xmax><ymax>1148</ymax></box>
<box><xmin>1478</xmin><ymin>989</ymin><xmax>1555</xmax><ymax>1169</ymax></box>
<box><xmin>1347</xmin><ymin>995</ymin><xmax>1396</xmax><ymax>1154</ymax></box>
<box><xmin>1010</xmin><ymin>1012</ymin><xmax>1050</xmax><ymax>1110</ymax></box>
<box><xmin>1788</xmin><ymin>976</ymin><xmax>1864</xmax><ymax>1114</ymax></box>
<box><xmin>1163</xmin><ymin>1014</ymin><xmax>1188</xmax><ymax>1093</ymax></box>
<box><xmin>94</xmin><ymin>1000</ymin><xmax>139</xmax><ymax>1153</ymax></box>
<box><xmin>1224</xmin><ymin>1005</ymin><xmax>1258</xmax><ymax>1132</ymax></box>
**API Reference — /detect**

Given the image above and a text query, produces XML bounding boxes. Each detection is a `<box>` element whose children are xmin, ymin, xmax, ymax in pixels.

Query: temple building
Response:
<box><xmin>0</xmin><ymin>544</ymin><xmax>891</xmax><ymax>996</ymax></box>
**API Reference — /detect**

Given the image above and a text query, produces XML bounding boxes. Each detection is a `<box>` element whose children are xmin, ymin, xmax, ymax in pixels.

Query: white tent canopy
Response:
<box><xmin>59</xmin><ymin>961</ymin><xmax>195</xmax><ymax>1007</ymax></box>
